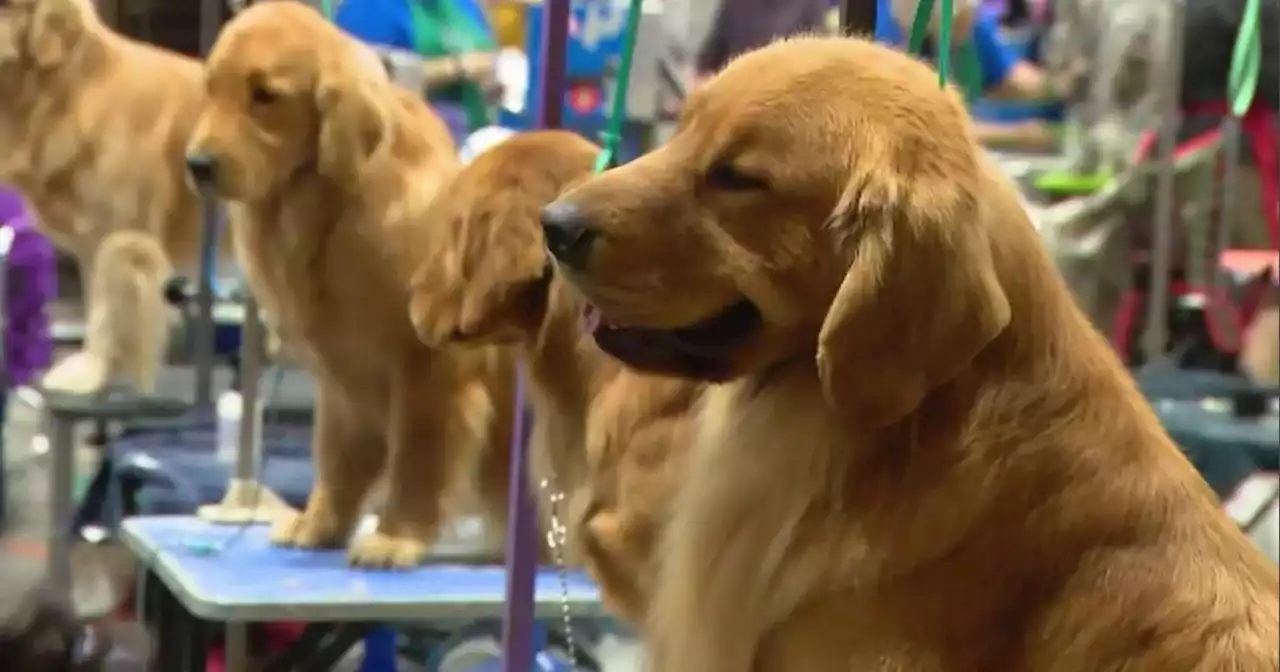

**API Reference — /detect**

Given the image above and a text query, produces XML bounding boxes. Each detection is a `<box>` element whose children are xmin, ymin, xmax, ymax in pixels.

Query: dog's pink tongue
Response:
<box><xmin>582</xmin><ymin>304</ymin><xmax>603</xmax><ymax>333</ymax></box>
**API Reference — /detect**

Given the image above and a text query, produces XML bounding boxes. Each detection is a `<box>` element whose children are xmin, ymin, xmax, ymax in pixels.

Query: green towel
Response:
<box><xmin>407</xmin><ymin>0</ymin><xmax>496</xmax><ymax>131</ymax></box>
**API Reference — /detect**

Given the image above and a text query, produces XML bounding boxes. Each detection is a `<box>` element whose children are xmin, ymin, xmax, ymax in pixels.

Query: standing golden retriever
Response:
<box><xmin>185</xmin><ymin>1</ymin><xmax>514</xmax><ymax>568</ymax></box>
<box><xmin>0</xmin><ymin>0</ymin><xmax>206</xmax><ymax>394</ymax></box>
<box><xmin>543</xmin><ymin>36</ymin><xmax>1280</xmax><ymax>670</ymax></box>
<box><xmin>409</xmin><ymin>131</ymin><xmax>701</xmax><ymax>622</ymax></box>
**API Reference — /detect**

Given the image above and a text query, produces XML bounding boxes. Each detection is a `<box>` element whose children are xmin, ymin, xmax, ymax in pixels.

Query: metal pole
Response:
<box><xmin>841</xmin><ymin>0</ymin><xmax>879</xmax><ymax>35</ymax></box>
<box><xmin>199</xmin><ymin>0</ymin><xmax>223</xmax><ymax>55</ymax></box>
<box><xmin>236</xmin><ymin>297</ymin><xmax>263</xmax><ymax>481</ymax></box>
<box><xmin>500</xmin><ymin>1</ymin><xmax>571</xmax><ymax>668</ymax></box>
<box><xmin>193</xmin><ymin>0</ymin><xmax>226</xmax><ymax>409</ymax></box>
<box><xmin>46</xmin><ymin>413</ymin><xmax>75</xmax><ymax>604</ymax></box>
<box><xmin>193</xmin><ymin>196</ymin><xmax>219</xmax><ymax>409</ymax></box>
<box><xmin>1141</xmin><ymin>0</ymin><xmax>1187</xmax><ymax>365</ymax></box>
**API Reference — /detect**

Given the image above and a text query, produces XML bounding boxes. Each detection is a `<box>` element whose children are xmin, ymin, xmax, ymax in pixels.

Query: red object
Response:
<box><xmin>1114</xmin><ymin>100</ymin><xmax>1279</xmax><ymax>362</ymax></box>
<box><xmin>1132</xmin><ymin>101</ymin><xmax>1279</xmax><ymax>249</ymax></box>
<box><xmin>205</xmin><ymin>622</ymin><xmax>306</xmax><ymax>671</ymax></box>
<box><xmin>567</xmin><ymin>81</ymin><xmax>602</xmax><ymax>114</ymax></box>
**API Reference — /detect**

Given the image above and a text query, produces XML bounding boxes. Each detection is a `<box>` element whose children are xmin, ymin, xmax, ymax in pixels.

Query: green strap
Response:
<box><xmin>1228</xmin><ymin>0</ymin><xmax>1262</xmax><ymax>117</ymax></box>
<box><xmin>594</xmin><ymin>0</ymin><xmax>644</xmax><ymax>174</ymax></box>
<box><xmin>320</xmin><ymin>0</ymin><xmax>333</xmax><ymax>18</ymax></box>
<box><xmin>907</xmin><ymin>0</ymin><xmax>982</xmax><ymax>100</ymax></box>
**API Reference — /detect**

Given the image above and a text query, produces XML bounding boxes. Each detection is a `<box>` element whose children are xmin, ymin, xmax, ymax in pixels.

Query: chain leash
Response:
<box><xmin>539</xmin><ymin>477</ymin><xmax>579</xmax><ymax>669</ymax></box>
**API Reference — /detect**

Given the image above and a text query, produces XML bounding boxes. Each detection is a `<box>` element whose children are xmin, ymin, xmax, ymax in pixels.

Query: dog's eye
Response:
<box><xmin>705</xmin><ymin>162</ymin><xmax>768</xmax><ymax>191</ymax></box>
<box><xmin>248</xmin><ymin>84</ymin><xmax>279</xmax><ymax>106</ymax></box>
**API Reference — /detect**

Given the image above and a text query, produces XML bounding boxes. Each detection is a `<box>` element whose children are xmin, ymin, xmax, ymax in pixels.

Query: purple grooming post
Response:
<box><xmin>500</xmin><ymin>1</ymin><xmax>571</xmax><ymax>670</ymax></box>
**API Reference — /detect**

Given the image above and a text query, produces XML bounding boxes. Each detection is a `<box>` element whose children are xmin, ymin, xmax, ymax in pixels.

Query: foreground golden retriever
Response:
<box><xmin>409</xmin><ymin>131</ymin><xmax>701</xmax><ymax>622</ymax></box>
<box><xmin>186</xmin><ymin>1</ymin><xmax>514</xmax><ymax>568</ymax></box>
<box><xmin>544</xmin><ymin>36</ymin><xmax>1280</xmax><ymax>670</ymax></box>
<box><xmin>0</xmin><ymin>0</ymin><xmax>207</xmax><ymax>394</ymax></box>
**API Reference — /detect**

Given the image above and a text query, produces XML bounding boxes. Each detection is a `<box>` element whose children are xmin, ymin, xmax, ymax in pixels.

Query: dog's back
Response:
<box><xmin>948</xmin><ymin>160</ymin><xmax>1279</xmax><ymax>670</ymax></box>
<box><xmin>0</xmin><ymin>0</ymin><xmax>204</xmax><ymax>263</ymax></box>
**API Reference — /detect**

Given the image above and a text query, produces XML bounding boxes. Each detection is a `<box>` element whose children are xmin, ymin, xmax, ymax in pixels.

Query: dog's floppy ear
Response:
<box><xmin>314</xmin><ymin>52</ymin><xmax>390</xmax><ymax>181</ymax></box>
<box><xmin>26</xmin><ymin>0</ymin><xmax>86</xmax><ymax>67</ymax></box>
<box><xmin>817</xmin><ymin>165</ymin><xmax>1010</xmax><ymax>427</ymax></box>
<box><xmin>411</xmin><ymin>133</ymin><xmax>599</xmax><ymax>345</ymax></box>
<box><xmin>410</xmin><ymin>176</ymin><xmax>553</xmax><ymax>345</ymax></box>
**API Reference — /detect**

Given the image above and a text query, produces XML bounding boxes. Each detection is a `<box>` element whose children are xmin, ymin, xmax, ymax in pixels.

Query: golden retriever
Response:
<box><xmin>543</xmin><ymin>36</ymin><xmax>1280</xmax><ymax>670</ymax></box>
<box><xmin>185</xmin><ymin>1</ymin><xmax>514</xmax><ymax>568</ymax></box>
<box><xmin>409</xmin><ymin>130</ymin><xmax>701</xmax><ymax>622</ymax></box>
<box><xmin>0</xmin><ymin>0</ymin><xmax>208</xmax><ymax>394</ymax></box>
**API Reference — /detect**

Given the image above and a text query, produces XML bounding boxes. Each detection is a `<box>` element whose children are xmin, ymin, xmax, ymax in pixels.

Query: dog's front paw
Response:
<box><xmin>41</xmin><ymin>352</ymin><xmax>109</xmax><ymax>395</ymax></box>
<box><xmin>348</xmin><ymin>532</ymin><xmax>431</xmax><ymax>569</ymax></box>
<box><xmin>270</xmin><ymin>509</ymin><xmax>348</xmax><ymax>549</ymax></box>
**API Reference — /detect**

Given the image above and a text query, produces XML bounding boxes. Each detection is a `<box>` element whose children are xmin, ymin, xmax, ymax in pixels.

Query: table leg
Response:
<box><xmin>298</xmin><ymin>623</ymin><xmax>373</xmax><ymax>672</ymax></box>
<box><xmin>47</xmin><ymin>412</ymin><xmax>75</xmax><ymax>603</ymax></box>
<box><xmin>226</xmin><ymin>623</ymin><xmax>250</xmax><ymax>672</ymax></box>
<box><xmin>150</xmin><ymin>574</ymin><xmax>189</xmax><ymax>671</ymax></box>
<box><xmin>261</xmin><ymin>624</ymin><xmax>337</xmax><ymax>672</ymax></box>
<box><xmin>178</xmin><ymin>613</ymin><xmax>209</xmax><ymax>672</ymax></box>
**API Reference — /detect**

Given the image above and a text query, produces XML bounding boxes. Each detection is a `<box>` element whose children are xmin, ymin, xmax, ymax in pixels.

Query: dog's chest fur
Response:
<box><xmin>231</xmin><ymin>192</ymin><xmax>419</xmax><ymax>395</ymax></box>
<box><xmin>646</xmin><ymin>365</ymin><xmax>881</xmax><ymax>672</ymax></box>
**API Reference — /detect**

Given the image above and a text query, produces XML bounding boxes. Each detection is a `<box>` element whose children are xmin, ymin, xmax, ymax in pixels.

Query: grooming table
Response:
<box><xmin>121</xmin><ymin>516</ymin><xmax>603</xmax><ymax>672</ymax></box>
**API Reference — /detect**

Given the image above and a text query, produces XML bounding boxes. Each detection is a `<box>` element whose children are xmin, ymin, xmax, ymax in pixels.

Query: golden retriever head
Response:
<box><xmin>544</xmin><ymin>36</ymin><xmax>1011</xmax><ymax>427</ymax></box>
<box><xmin>185</xmin><ymin>1</ymin><xmax>392</xmax><ymax>202</ymax></box>
<box><xmin>0</xmin><ymin>0</ymin><xmax>96</xmax><ymax>70</ymax></box>
<box><xmin>410</xmin><ymin>131</ymin><xmax>600</xmax><ymax>347</ymax></box>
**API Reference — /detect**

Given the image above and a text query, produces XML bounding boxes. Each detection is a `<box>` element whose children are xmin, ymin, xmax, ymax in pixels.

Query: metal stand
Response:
<box><xmin>197</xmin><ymin>297</ymin><xmax>291</xmax><ymax>524</ymax></box>
<box><xmin>42</xmin><ymin>392</ymin><xmax>189</xmax><ymax>604</ymax></box>
<box><xmin>192</xmin><ymin>196</ymin><xmax>220</xmax><ymax>409</ymax></box>
<box><xmin>47</xmin><ymin>412</ymin><xmax>75</xmax><ymax>602</ymax></box>
<box><xmin>1140</xmin><ymin>0</ymin><xmax>1188</xmax><ymax>365</ymax></box>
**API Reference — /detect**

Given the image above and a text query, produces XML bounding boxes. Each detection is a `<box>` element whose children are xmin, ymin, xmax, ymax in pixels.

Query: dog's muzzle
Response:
<box><xmin>184</xmin><ymin>154</ymin><xmax>219</xmax><ymax>189</ymax></box>
<box><xmin>540</xmin><ymin>201</ymin><xmax>598</xmax><ymax>270</ymax></box>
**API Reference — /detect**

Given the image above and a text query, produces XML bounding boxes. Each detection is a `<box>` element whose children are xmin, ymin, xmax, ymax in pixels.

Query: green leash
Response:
<box><xmin>593</xmin><ymin>0</ymin><xmax>645</xmax><ymax>174</ymax></box>
<box><xmin>906</xmin><ymin>0</ymin><xmax>982</xmax><ymax>99</ymax></box>
<box><xmin>1228</xmin><ymin>0</ymin><xmax>1262</xmax><ymax>117</ymax></box>
<box><xmin>1204</xmin><ymin>0</ymin><xmax>1265</xmax><ymax>338</ymax></box>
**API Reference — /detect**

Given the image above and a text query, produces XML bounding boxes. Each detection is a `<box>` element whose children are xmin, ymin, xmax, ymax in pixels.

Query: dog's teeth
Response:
<box><xmin>582</xmin><ymin>306</ymin><xmax>602</xmax><ymax>332</ymax></box>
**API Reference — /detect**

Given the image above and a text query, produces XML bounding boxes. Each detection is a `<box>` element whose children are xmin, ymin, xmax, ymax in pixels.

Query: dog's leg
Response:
<box><xmin>472</xmin><ymin>407</ymin><xmax>515</xmax><ymax>551</ymax></box>
<box><xmin>272</xmin><ymin>383</ymin><xmax>383</xmax><ymax>549</ymax></box>
<box><xmin>349</xmin><ymin>366</ymin><xmax>495</xmax><ymax>568</ymax></box>
<box><xmin>42</xmin><ymin>232</ymin><xmax>171</xmax><ymax>395</ymax></box>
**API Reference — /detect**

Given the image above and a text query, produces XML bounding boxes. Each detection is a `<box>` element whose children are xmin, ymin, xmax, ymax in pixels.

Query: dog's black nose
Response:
<box><xmin>541</xmin><ymin>201</ymin><xmax>597</xmax><ymax>268</ymax></box>
<box><xmin>185</xmin><ymin>154</ymin><xmax>218</xmax><ymax>186</ymax></box>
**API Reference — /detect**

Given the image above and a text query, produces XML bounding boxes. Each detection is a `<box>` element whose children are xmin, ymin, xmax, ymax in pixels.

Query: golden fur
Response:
<box><xmin>547</xmin><ymin>36</ymin><xmax>1280</xmax><ymax>670</ymax></box>
<box><xmin>409</xmin><ymin>130</ymin><xmax>701</xmax><ymax>622</ymax></box>
<box><xmin>0</xmin><ymin>0</ymin><xmax>208</xmax><ymax>394</ymax></box>
<box><xmin>186</xmin><ymin>1</ymin><xmax>514</xmax><ymax>568</ymax></box>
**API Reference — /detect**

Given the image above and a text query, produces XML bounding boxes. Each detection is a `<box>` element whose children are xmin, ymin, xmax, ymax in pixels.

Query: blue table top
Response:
<box><xmin>121</xmin><ymin>516</ymin><xmax>602</xmax><ymax>622</ymax></box>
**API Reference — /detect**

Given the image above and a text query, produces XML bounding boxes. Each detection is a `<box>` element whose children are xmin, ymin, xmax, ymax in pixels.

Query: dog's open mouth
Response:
<box><xmin>583</xmin><ymin>300</ymin><xmax>761</xmax><ymax>380</ymax></box>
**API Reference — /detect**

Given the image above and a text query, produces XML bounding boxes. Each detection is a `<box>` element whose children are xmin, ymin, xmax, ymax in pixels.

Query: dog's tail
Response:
<box><xmin>85</xmin><ymin>231</ymin><xmax>173</xmax><ymax>394</ymax></box>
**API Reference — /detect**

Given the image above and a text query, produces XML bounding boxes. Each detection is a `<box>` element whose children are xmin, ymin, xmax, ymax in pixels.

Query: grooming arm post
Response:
<box><xmin>196</xmin><ymin>296</ymin><xmax>291</xmax><ymax>524</ymax></box>
<box><xmin>500</xmin><ymin>1</ymin><xmax>573</xmax><ymax>669</ymax></box>
<box><xmin>193</xmin><ymin>195</ymin><xmax>220</xmax><ymax>409</ymax></box>
<box><xmin>1141</xmin><ymin>0</ymin><xmax>1187</xmax><ymax>365</ymax></box>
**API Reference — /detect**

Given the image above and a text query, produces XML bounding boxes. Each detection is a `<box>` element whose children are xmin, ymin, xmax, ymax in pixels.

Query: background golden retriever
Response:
<box><xmin>0</xmin><ymin>0</ymin><xmax>208</xmax><ymax>394</ymax></box>
<box><xmin>409</xmin><ymin>131</ymin><xmax>701</xmax><ymax>622</ymax></box>
<box><xmin>186</xmin><ymin>1</ymin><xmax>513</xmax><ymax>568</ymax></box>
<box><xmin>544</xmin><ymin>36</ymin><xmax>1279</xmax><ymax>671</ymax></box>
